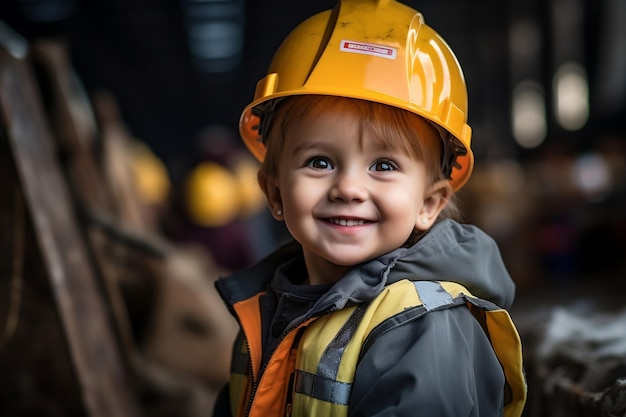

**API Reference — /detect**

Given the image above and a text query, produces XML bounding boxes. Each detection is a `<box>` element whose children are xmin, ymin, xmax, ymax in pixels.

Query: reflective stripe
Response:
<box><xmin>294</xmin><ymin>369</ymin><xmax>352</xmax><ymax>405</ymax></box>
<box><xmin>294</xmin><ymin>303</ymin><xmax>368</xmax><ymax>405</ymax></box>
<box><xmin>318</xmin><ymin>303</ymin><xmax>368</xmax><ymax>379</ymax></box>
<box><xmin>413</xmin><ymin>281</ymin><xmax>454</xmax><ymax>310</ymax></box>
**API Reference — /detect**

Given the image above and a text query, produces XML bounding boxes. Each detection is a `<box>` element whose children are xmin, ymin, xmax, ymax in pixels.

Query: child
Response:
<box><xmin>213</xmin><ymin>1</ymin><xmax>527</xmax><ymax>416</ymax></box>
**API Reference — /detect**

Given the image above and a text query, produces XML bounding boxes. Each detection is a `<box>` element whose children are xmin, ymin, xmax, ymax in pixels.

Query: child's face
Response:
<box><xmin>267</xmin><ymin>108</ymin><xmax>445</xmax><ymax>285</ymax></box>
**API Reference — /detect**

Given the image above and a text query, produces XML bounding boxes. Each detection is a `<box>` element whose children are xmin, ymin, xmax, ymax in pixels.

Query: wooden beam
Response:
<box><xmin>0</xmin><ymin>47</ymin><xmax>142</xmax><ymax>417</ymax></box>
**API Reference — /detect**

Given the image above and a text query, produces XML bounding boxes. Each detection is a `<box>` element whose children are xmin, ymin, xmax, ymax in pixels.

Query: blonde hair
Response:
<box><xmin>258</xmin><ymin>95</ymin><xmax>460</xmax><ymax>220</ymax></box>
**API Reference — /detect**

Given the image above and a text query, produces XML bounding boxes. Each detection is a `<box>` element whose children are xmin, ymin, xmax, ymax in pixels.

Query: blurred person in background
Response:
<box><xmin>164</xmin><ymin>124</ymin><xmax>273</xmax><ymax>272</ymax></box>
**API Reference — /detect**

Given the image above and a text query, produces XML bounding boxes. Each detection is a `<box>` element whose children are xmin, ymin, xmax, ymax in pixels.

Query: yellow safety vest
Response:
<box><xmin>229</xmin><ymin>280</ymin><xmax>527</xmax><ymax>417</ymax></box>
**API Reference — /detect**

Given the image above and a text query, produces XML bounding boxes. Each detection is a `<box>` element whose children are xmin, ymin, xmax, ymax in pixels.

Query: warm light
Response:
<box><xmin>572</xmin><ymin>153</ymin><xmax>611</xmax><ymax>201</ymax></box>
<box><xmin>512</xmin><ymin>81</ymin><xmax>547</xmax><ymax>148</ymax></box>
<box><xmin>554</xmin><ymin>62</ymin><xmax>589</xmax><ymax>131</ymax></box>
<box><xmin>488</xmin><ymin>159</ymin><xmax>526</xmax><ymax>194</ymax></box>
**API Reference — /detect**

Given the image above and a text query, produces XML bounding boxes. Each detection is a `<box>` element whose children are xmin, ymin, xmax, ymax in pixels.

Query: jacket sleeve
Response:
<box><xmin>348</xmin><ymin>304</ymin><xmax>505</xmax><ymax>417</ymax></box>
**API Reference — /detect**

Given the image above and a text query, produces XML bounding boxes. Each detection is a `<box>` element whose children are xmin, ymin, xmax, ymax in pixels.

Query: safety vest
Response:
<box><xmin>229</xmin><ymin>280</ymin><xmax>527</xmax><ymax>417</ymax></box>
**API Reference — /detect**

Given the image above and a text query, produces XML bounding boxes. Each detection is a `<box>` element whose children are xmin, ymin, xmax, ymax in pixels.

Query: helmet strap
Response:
<box><xmin>441</xmin><ymin>135</ymin><xmax>467</xmax><ymax>180</ymax></box>
<box><xmin>426</xmin><ymin>120</ymin><xmax>467</xmax><ymax>180</ymax></box>
<box><xmin>252</xmin><ymin>99</ymin><xmax>283</xmax><ymax>145</ymax></box>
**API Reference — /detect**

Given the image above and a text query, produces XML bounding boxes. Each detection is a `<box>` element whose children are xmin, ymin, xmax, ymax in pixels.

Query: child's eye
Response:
<box><xmin>306</xmin><ymin>157</ymin><xmax>334</xmax><ymax>170</ymax></box>
<box><xmin>370</xmin><ymin>159</ymin><xmax>399</xmax><ymax>172</ymax></box>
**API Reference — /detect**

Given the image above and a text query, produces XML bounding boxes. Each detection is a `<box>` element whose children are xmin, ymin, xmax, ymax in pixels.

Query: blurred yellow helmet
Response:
<box><xmin>185</xmin><ymin>162</ymin><xmax>239</xmax><ymax>227</ymax></box>
<box><xmin>239</xmin><ymin>0</ymin><xmax>474</xmax><ymax>190</ymax></box>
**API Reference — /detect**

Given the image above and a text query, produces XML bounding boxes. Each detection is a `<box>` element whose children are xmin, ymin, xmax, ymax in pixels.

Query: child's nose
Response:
<box><xmin>328</xmin><ymin>170</ymin><xmax>368</xmax><ymax>202</ymax></box>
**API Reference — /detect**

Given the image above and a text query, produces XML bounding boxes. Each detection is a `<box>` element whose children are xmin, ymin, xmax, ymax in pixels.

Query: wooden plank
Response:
<box><xmin>0</xmin><ymin>47</ymin><xmax>142</xmax><ymax>417</ymax></box>
<box><xmin>0</xmin><ymin>144</ymin><xmax>86</xmax><ymax>414</ymax></box>
<box><xmin>30</xmin><ymin>40</ymin><xmax>144</xmax><ymax>366</ymax></box>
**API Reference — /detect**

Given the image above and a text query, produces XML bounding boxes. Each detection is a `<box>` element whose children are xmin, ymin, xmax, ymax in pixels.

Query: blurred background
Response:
<box><xmin>3</xmin><ymin>0</ymin><xmax>625</xmax><ymax>284</ymax></box>
<box><xmin>1</xmin><ymin>0</ymin><xmax>625</xmax><ymax>416</ymax></box>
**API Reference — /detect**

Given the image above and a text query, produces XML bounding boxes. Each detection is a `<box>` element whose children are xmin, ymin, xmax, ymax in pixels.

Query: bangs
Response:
<box><xmin>262</xmin><ymin>95</ymin><xmax>444</xmax><ymax>182</ymax></box>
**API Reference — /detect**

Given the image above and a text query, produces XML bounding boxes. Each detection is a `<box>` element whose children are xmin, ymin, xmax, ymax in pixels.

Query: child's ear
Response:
<box><xmin>258</xmin><ymin>171</ymin><xmax>284</xmax><ymax>220</ymax></box>
<box><xmin>415</xmin><ymin>180</ymin><xmax>452</xmax><ymax>231</ymax></box>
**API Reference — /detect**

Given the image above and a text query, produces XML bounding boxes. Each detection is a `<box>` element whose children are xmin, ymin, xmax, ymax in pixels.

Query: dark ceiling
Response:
<box><xmin>1</xmin><ymin>0</ymin><xmax>624</xmax><ymax>170</ymax></box>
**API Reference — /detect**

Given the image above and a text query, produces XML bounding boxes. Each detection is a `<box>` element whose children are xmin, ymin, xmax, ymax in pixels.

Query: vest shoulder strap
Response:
<box><xmin>372</xmin><ymin>280</ymin><xmax>527</xmax><ymax>417</ymax></box>
<box><xmin>294</xmin><ymin>279</ymin><xmax>526</xmax><ymax>417</ymax></box>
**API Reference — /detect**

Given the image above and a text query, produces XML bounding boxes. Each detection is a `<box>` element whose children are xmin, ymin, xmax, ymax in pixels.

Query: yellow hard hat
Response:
<box><xmin>239</xmin><ymin>0</ymin><xmax>474</xmax><ymax>190</ymax></box>
<box><xmin>184</xmin><ymin>162</ymin><xmax>240</xmax><ymax>227</ymax></box>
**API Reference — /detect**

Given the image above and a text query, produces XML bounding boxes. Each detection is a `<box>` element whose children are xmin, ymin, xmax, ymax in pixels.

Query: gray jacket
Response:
<box><xmin>214</xmin><ymin>219</ymin><xmax>517</xmax><ymax>417</ymax></box>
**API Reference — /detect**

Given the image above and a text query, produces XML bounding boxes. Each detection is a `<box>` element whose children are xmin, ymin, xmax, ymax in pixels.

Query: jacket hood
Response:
<box><xmin>385</xmin><ymin>219</ymin><xmax>516</xmax><ymax>308</ymax></box>
<box><xmin>320</xmin><ymin>219</ymin><xmax>515</xmax><ymax>311</ymax></box>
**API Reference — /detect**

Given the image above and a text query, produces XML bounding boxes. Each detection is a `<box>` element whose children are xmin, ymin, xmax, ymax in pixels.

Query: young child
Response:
<box><xmin>213</xmin><ymin>1</ymin><xmax>527</xmax><ymax>416</ymax></box>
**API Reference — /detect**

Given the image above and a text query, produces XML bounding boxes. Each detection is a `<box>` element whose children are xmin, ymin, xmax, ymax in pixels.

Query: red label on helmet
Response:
<box><xmin>340</xmin><ymin>40</ymin><xmax>397</xmax><ymax>60</ymax></box>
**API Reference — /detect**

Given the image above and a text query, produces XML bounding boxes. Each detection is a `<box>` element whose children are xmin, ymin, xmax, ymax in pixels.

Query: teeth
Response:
<box><xmin>329</xmin><ymin>218</ymin><xmax>366</xmax><ymax>226</ymax></box>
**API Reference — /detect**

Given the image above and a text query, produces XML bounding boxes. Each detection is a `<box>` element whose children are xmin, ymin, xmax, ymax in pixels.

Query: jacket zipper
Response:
<box><xmin>283</xmin><ymin>327</ymin><xmax>306</xmax><ymax>417</ymax></box>
<box><xmin>241</xmin><ymin>327</ymin><xmax>294</xmax><ymax>417</ymax></box>
<box><xmin>241</xmin><ymin>306</ymin><xmax>336</xmax><ymax>417</ymax></box>
<box><xmin>283</xmin><ymin>361</ymin><xmax>296</xmax><ymax>417</ymax></box>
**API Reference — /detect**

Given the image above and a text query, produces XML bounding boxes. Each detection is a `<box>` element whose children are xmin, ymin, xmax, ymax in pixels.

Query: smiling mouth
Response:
<box><xmin>328</xmin><ymin>218</ymin><xmax>367</xmax><ymax>227</ymax></box>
